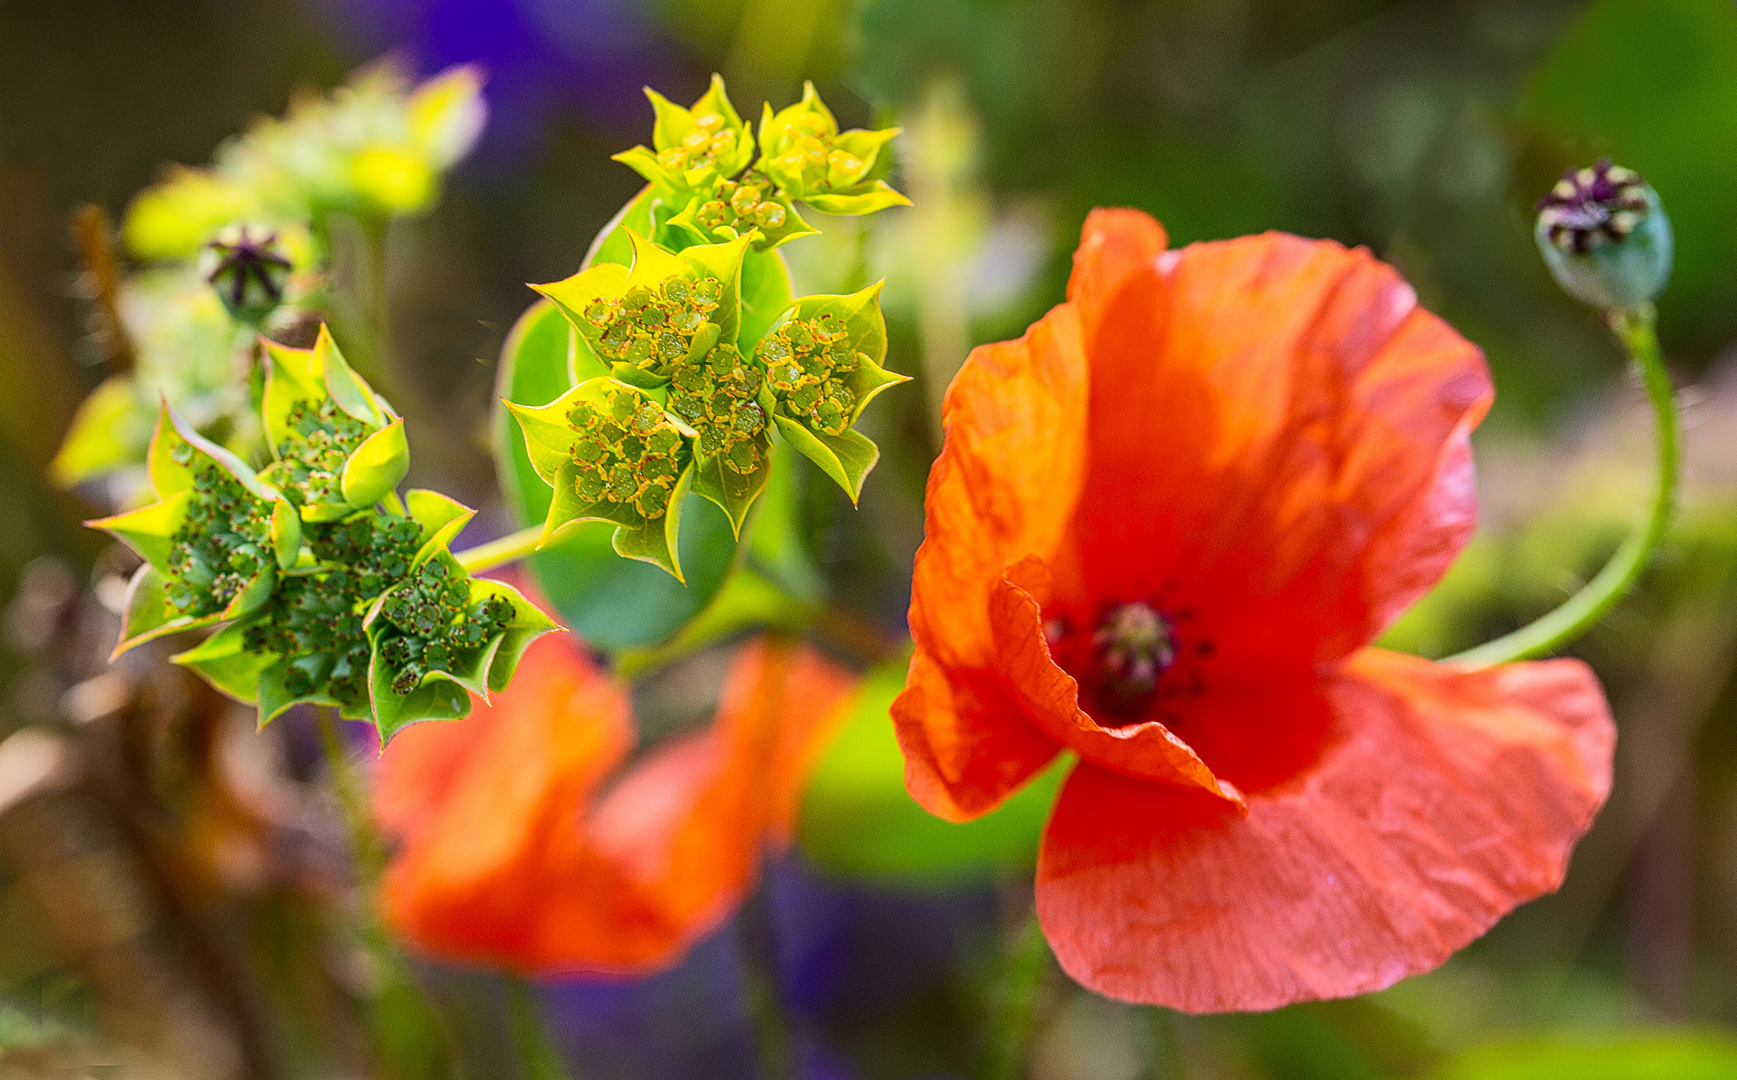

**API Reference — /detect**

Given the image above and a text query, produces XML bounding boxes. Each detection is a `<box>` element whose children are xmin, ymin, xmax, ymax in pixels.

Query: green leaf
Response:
<box><xmin>494</xmin><ymin>297</ymin><xmax>740</xmax><ymax>649</ymax></box>
<box><xmin>610</xmin><ymin>74</ymin><xmax>754</xmax><ymax>198</ymax></box>
<box><xmin>801</xmin><ymin>181</ymin><xmax>912</xmax><ymax>217</ymax></box>
<box><xmin>798</xmin><ymin>659</ymin><xmax>1071</xmax><ymax>885</ymax></box>
<box><xmin>172</xmin><ymin>623</ymin><xmax>272</xmax><ymax>702</ymax></box>
<box><xmin>221</xmin><ymin>565</ymin><xmax>278</xmax><ymax>620</ymax></box>
<box><xmin>367</xmin><ymin>650</ymin><xmax>473</xmax><ymax>747</ymax></box>
<box><xmin>690</xmin><ymin>432</ymin><xmax>772</xmax><ymax>538</ymax></box>
<box><xmin>746</xmin><ymin>432</ymin><xmax>824</xmax><ymax>604</ymax></box>
<box><xmin>471</xmin><ymin>578</ymin><xmax>562</xmax><ymax>694</ymax></box>
<box><xmin>52</xmin><ymin>376</ymin><xmax>152</xmax><ymax>486</ymax></box>
<box><xmin>258</xmin><ymin>657</ymin><xmax>343</xmax><ymax>727</ymax></box>
<box><xmin>739</xmin><ymin>248</ymin><xmax>796</xmax><ymax>355</ymax></box>
<box><xmin>583</xmin><ymin>185</ymin><xmax>660</xmax><ymax>271</ymax></box>
<box><xmin>145</xmin><ymin>405</ymin><xmax>199</xmax><ymax>497</ymax></box>
<box><xmin>262</xmin><ymin>337</ymin><xmax>328</xmax><ymax>452</ymax></box>
<box><xmin>405</xmin><ymin>488</ymin><xmax>476</xmax><ymax>556</ymax></box>
<box><xmin>318</xmin><ymin>324</ymin><xmax>388</xmax><ymax>425</ymax></box>
<box><xmin>270</xmin><ymin>497</ymin><xmax>302</xmax><ymax>570</ymax></box>
<box><xmin>1436</xmin><ymin>1032</ymin><xmax>1737</xmax><ymax>1080</ymax></box>
<box><xmin>773</xmin><ymin>416</ymin><xmax>880</xmax><ymax>504</ymax></box>
<box><xmin>87</xmin><ymin>492</ymin><xmax>191</xmax><ymax>574</ymax></box>
<box><xmin>112</xmin><ymin>563</ymin><xmax>219</xmax><ymax>657</ymax></box>
<box><xmin>340</xmin><ymin>418</ymin><xmax>410</xmax><ymax>508</ymax></box>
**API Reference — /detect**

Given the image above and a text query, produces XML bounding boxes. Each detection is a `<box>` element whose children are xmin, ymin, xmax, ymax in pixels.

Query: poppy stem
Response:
<box><xmin>981</xmin><ymin>910</ymin><xmax>1052</xmax><ymax>1080</ymax></box>
<box><xmin>454</xmin><ymin>526</ymin><xmax>544</xmax><ymax>575</ymax></box>
<box><xmin>1447</xmin><ymin>304</ymin><xmax>1678</xmax><ymax>667</ymax></box>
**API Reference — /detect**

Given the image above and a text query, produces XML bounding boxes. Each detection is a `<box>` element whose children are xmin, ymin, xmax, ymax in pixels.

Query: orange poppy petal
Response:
<box><xmin>1035</xmin><ymin>650</ymin><xmax>1613</xmax><ymax>1013</ymax></box>
<box><xmin>1066</xmin><ymin>207</ymin><xmax>1169</xmax><ymax>342</ymax></box>
<box><xmin>892</xmin><ymin>646</ymin><xmax>1062</xmax><ymax>822</ymax></box>
<box><xmin>985</xmin><ymin>562</ymin><xmax>1238</xmax><ymax>805</ymax></box>
<box><xmin>529</xmin><ymin>641</ymin><xmax>856</xmax><ymax>976</ymax></box>
<box><xmin>1062</xmin><ymin>231</ymin><xmax>1492</xmax><ymax>669</ymax></box>
<box><xmin>907</xmin><ymin>301</ymin><xmax>1089</xmax><ymax>669</ymax></box>
<box><xmin>380</xmin><ymin>635</ymin><xmax>633</xmax><ymax>965</ymax></box>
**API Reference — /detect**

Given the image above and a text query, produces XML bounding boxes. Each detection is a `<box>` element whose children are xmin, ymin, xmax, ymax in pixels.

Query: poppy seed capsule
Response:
<box><xmin>1535</xmin><ymin>159</ymin><xmax>1672</xmax><ymax>311</ymax></box>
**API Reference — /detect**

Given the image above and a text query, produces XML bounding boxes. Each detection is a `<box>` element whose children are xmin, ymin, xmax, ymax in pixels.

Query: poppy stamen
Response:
<box><xmin>1092</xmin><ymin>601</ymin><xmax>1175</xmax><ymax>708</ymax></box>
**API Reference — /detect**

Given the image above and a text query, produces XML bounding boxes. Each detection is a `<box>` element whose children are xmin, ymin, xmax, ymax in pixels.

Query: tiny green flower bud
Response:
<box><xmin>1535</xmin><ymin>159</ymin><xmax>1672</xmax><ymax>311</ymax></box>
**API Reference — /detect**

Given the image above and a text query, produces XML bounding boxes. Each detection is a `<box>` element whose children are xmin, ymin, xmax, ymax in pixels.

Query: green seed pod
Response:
<box><xmin>1535</xmin><ymin>159</ymin><xmax>1673</xmax><ymax>311</ymax></box>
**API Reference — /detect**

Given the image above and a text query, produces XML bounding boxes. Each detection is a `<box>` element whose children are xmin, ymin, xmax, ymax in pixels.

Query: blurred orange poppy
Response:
<box><xmin>893</xmin><ymin>208</ymin><xmax>1616</xmax><ymax>1013</ymax></box>
<box><xmin>377</xmin><ymin>631</ymin><xmax>856</xmax><ymax>975</ymax></box>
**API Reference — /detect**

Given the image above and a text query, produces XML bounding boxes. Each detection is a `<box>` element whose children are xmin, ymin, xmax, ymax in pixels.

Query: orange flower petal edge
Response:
<box><xmin>896</xmin><ymin>207</ymin><xmax>1617</xmax><ymax>1011</ymax></box>
<box><xmin>378</xmin><ymin>634</ymin><xmax>858</xmax><ymax>976</ymax></box>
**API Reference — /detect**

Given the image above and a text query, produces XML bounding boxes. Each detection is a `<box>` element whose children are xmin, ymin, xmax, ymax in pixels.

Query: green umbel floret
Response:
<box><xmin>269</xmin><ymin>397</ymin><xmax>373</xmax><ymax>507</ymax></box>
<box><xmin>166</xmin><ymin>449</ymin><xmax>275</xmax><ymax>617</ymax></box>
<box><xmin>242</xmin><ymin>512</ymin><xmax>422</xmax><ymax>711</ymax></box>
<box><xmin>375</xmin><ymin>558</ymin><xmax>514</xmax><ymax>696</ymax></box>
<box><xmin>760</xmin><ymin>312</ymin><xmax>862</xmax><ymax>437</ymax></box>
<box><xmin>581</xmin><ymin>275</ymin><xmax>724</xmax><ymax>384</ymax></box>
<box><xmin>567</xmin><ymin>386</ymin><xmax>688</xmax><ymax>521</ymax></box>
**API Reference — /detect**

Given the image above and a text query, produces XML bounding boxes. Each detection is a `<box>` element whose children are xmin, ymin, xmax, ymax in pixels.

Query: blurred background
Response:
<box><xmin>6</xmin><ymin>0</ymin><xmax>1737</xmax><ymax>1077</ymax></box>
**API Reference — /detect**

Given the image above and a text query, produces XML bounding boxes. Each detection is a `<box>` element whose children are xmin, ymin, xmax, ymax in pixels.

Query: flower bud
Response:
<box><xmin>1535</xmin><ymin>159</ymin><xmax>1672</xmax><ymax>311</ymax></box>
<box><xmin>204</xmin><ymin>225</ymin><xmax>295</xmax><ymax>325</ymax></box>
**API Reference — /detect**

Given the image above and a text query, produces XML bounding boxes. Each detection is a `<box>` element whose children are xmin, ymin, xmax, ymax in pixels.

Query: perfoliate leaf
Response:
<box><xmin>270</xmin><ymin>497</ymin><xmax>302</xmax><ymax>569</ymax></box>
<box><xmin>364</xmin><ymin>546</ymin><xmax>555</xmax><ymax>744</ymax></box>
<box><xmin>773</xmin><ymin>416</ymin><xmax>881</xmax><ymax>505</ymax></box>
<box><xmin>52</xmin><ymin>377</ymin><xmax>153</xmax><ymax>487</ymax></box>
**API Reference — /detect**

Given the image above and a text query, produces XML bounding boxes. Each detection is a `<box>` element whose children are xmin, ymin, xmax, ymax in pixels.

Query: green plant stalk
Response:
<box><xmin>981</xmin><ymin>910</ymin><xmax>1051</xmax><ymax>1080</ymax></box>
<box><xmin>1448</xmin><ymin>304</ymin><xmax>1678</xmax><ymax>668</ymax></box>
<box><xmin>454</xmin><ymin>526</ymin><xmax>544</xmax><ymax>575</ymax></box>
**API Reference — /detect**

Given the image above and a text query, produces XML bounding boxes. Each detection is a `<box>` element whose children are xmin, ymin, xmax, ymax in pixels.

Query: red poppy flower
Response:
<box><xmin>377</xmin><ymin>632</ymin><xmax>857</xmax><ymax>975</ymax></box>
<box><xmin>893</xmin><ymin>209</ymin><xmax>1615</xmax><ymax>1013</ymax></box>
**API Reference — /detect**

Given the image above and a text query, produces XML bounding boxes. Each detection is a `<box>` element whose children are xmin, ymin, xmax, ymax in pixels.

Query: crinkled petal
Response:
<box><xmin>895</xmin><ymin>297</ymin><xmax>1089</xmax><ymax>821</ymax></box>
<box><xmin>1035</xmin><ymin>650</ymin><xmax>1614</xmax><ymax>1013</ymax></box>
<box><xmin>907</xmin><ymin>302</ymin><xmax>1089</xmax><ymax>668</ymax></box>
<box><xmin>891</xmin><ymin>647</ymin><xmax>1062</xmax><ymax>822</ymax></box>
<box><xmin>1059</xmin><ymin>227</ymin><xmax>1492</xmax><ymax>669</ymax></box>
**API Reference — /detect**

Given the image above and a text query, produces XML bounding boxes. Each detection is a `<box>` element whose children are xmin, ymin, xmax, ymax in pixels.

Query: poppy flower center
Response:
<box><xmin>1045</xmin><ymin>600</ymin><xmax>1193</xmax><ymax>722</ymax></box>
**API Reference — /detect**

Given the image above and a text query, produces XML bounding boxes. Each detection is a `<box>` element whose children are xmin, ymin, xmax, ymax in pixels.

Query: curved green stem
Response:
<box><xmin>1448</xmin><ymin>305</ymin><xmax>1678</xmax><ymax>668</ymax></box>
<box><xmin>454</xmin><ymin>525</ymin><xmax>543</xmax><ymax>575</ymax></box>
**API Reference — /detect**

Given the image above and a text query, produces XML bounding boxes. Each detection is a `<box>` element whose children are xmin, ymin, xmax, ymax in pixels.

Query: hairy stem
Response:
<box><xmin>454</xmin><ymin>526</ymin><xmax>544</xmax><ymax>575</ymax></box>
<box><xmin>1448</xmin><ymin>304</ymin><xmax>1679</xmax><ymax>667</ymax></box>
<box><xmin>981</xmin><ymin>910</ymin><xmax>1051</xmax><ymax>1080</ymax></box>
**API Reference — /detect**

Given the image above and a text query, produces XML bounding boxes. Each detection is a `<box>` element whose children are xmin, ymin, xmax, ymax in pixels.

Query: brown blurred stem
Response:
<box><xmin>70</xmin><ymin>204</ymin><xmax>137</xmax><ymax>374</ymax></box>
